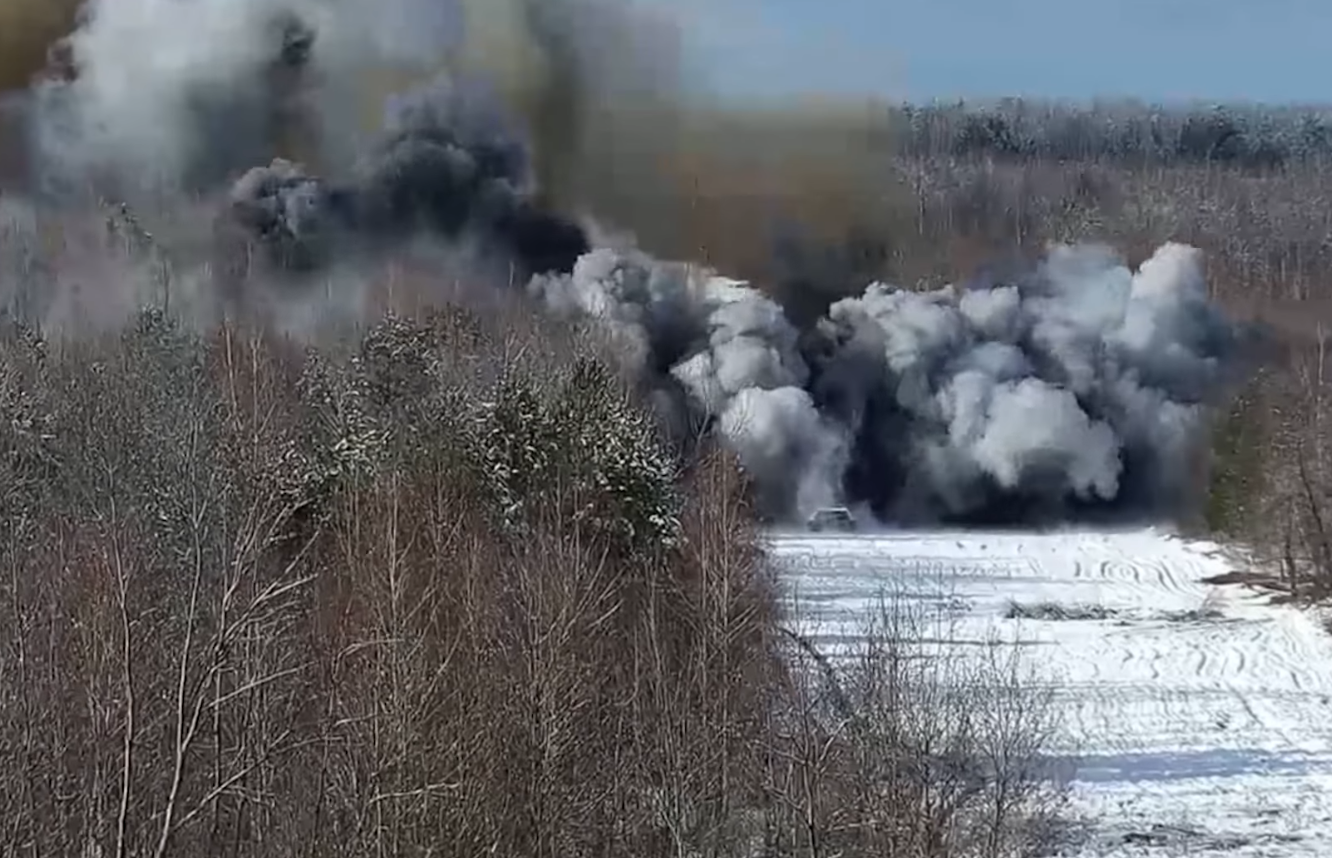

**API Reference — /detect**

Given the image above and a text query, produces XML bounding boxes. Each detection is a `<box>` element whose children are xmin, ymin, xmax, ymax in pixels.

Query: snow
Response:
<box><xmin>766</xmin><ymin>526</ymin><xmax>1332</xmax><ymax>856</ymax></box>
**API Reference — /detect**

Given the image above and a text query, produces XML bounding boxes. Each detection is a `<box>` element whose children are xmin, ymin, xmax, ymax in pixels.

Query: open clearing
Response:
<box><xmin>767</xmin><ymin>528</ymin><xmax>1332</xmax><ymax>856</ymax></box>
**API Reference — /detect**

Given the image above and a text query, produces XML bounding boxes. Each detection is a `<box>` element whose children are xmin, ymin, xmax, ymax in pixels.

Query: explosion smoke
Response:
<box><xmin>228</xmin><ymin>76</ymin><xmax>588</xmax><ymax>284</ymax></box>
<box><xmin>532</xmin><ymin>242</ymin><xmax>1240</xmax><ymax>525</ymax></box>
<box><xmin>0</xmin><ymin>0</ymin><xmax>1247</xmax><ymax>527</ymax></box>
<box><xmin>3</xmin><ymin>0</ymin><xmax>900</xmax><ymax>300</ymax></box>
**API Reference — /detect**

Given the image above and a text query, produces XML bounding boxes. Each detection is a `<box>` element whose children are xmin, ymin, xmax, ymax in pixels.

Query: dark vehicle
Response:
<box><xmin>807</xmin><ymin>507</ymin><xmax>856</xmax><ymax>533</ymax></box>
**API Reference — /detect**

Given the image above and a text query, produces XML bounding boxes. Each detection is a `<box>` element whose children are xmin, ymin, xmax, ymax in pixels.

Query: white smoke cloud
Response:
<box><xmin>532</xmin><ymin>246</ymin><xmax>846</xmax><ymax>517</ymax></box>
<box><xmin>29</xmin><ymin>0</ymin><xmax>467</xmax><ymax>192</ymax></box>
<box><xmin>534</xmin><ymin>239</ymin><xmax>1237</xmax><ymax>524</ymax></box>
<box><xmin>720</xmin><ymin>386</ymin><xmax>848</xmax><ymax>515</ymax></box>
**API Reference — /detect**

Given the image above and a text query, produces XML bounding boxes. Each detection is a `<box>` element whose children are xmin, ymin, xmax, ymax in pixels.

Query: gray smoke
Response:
<box><xmin>225</xmin><ymin>75</ymin><xmax>588</xmax><ymax>284</ymax></box>
<box><xmin>533</xmin><ymin>242</ymin><xmax>1241</xmax><ymax>526</ymax></box>
<box><xmin>25</xmin><ymin>0</ymin><xmax>469</xmax><ymax>195</ymax></box>
<box><xmin>3</xmin><ymin>0</ymin><xmax>1244</xmax><ymax>527</ymax></box>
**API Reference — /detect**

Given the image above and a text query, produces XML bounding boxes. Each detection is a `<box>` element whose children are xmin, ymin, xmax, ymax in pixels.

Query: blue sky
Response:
<box><xmin>637</xmin><ymin>0</ymin><xmax>1332</xmax><ymax>105</ymax></box>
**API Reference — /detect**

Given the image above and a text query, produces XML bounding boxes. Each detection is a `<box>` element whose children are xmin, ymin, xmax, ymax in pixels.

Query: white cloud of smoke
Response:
<box><xmin>532</xmin><ymin>242</ymin><xmax>1238</xmax><ymax>525</ymax></box>
<box><xmin>26</xmin><ymin>0</ymin><xmax>472</xmax><ymax>193</ymax></box>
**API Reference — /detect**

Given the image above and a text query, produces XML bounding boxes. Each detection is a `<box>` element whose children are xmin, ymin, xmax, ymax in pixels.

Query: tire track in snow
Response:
<box><xmin>768</xmin><ymin>527</ymin><xmax>1332</xmax><ymax>857</ymax></box>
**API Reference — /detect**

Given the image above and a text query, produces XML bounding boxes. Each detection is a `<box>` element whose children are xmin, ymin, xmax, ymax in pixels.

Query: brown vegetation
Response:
<box><xmin>0</xmin><ymin>286</ymin><xmax>1061</xmax><ymax>856</ymax></box>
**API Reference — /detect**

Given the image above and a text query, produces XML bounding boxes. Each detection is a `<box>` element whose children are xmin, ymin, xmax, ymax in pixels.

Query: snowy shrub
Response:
<box><xmin>550</xmin><ymin>357</ymin><xmax>681</xmax><ymax>551</ymax></box>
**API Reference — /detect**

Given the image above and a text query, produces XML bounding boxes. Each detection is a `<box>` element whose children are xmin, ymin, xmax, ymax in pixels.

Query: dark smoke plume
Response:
<box><xmin>0</xmin><ymin>0</ymin><xmax>1247</xmax><ymax>527</ymax></box>
<box><xmin>478</xmin><ymin>0</ymin><xmax>902</xmax><ymax>318</ymax></box>
<box><xmin>4</xmin><ymin>0</ymin><xmax>901</xmax><ymax>298</ymax></box>
<box><xmin>228</xmin><ymin>76</ymin><xmax>588</xmax><ymax>284</ymax></box>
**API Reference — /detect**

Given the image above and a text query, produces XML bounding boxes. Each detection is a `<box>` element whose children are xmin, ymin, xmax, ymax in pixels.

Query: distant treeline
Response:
<box><xmin>892</xmin><ymin>100</ymin><xmax>1332</xmax><ymax>169</ymax></box>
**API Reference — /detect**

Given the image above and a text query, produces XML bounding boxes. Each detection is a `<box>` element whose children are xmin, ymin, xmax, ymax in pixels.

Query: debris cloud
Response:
<box><xmin>0</xmin><ymin>0</ymin><xmax>1244</xmax><ymax>526</ymax></box>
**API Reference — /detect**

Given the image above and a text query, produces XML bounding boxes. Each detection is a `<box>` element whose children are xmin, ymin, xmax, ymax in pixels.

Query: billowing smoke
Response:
<box><xmin>227</xmin><ymin>77</ymin><xmax>588</xmax><ymax>284</ymax></box>
<box><xmin>21</xmin><ymin>0</ymin><xmax>473</xmax><ymax>193</ymax></box>
<box><xmin>4</xmin><ymin>0</ymin><xmax>900</xmax><ymax>302</ymax></box>
<box><xmin>817</xmin><ymin>242</ymin><xmax>1237</xmax><ymax>524</ymax></box>
<box><xmin>532</xmin><ymin>242</ymin><xmax>1241</xmax><ymax>525</ymax></box>
<box><xmin>0</xmin><ymin>0</ymin><xmax>1246</xmax><ymax>526</ymax></box>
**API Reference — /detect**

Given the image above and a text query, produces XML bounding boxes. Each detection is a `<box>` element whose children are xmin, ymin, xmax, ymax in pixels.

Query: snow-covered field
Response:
<box><xmin>767</xmin><ymin>527</ymin><xmax>1332</xmax><ymax>856</ymax></box>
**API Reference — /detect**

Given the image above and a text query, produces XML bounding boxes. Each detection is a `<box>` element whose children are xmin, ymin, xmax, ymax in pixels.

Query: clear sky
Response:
<box><xmin>637</xmin><ymin>0</ymin><xmax>1332</xmax><ymax>105</ymax></box>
